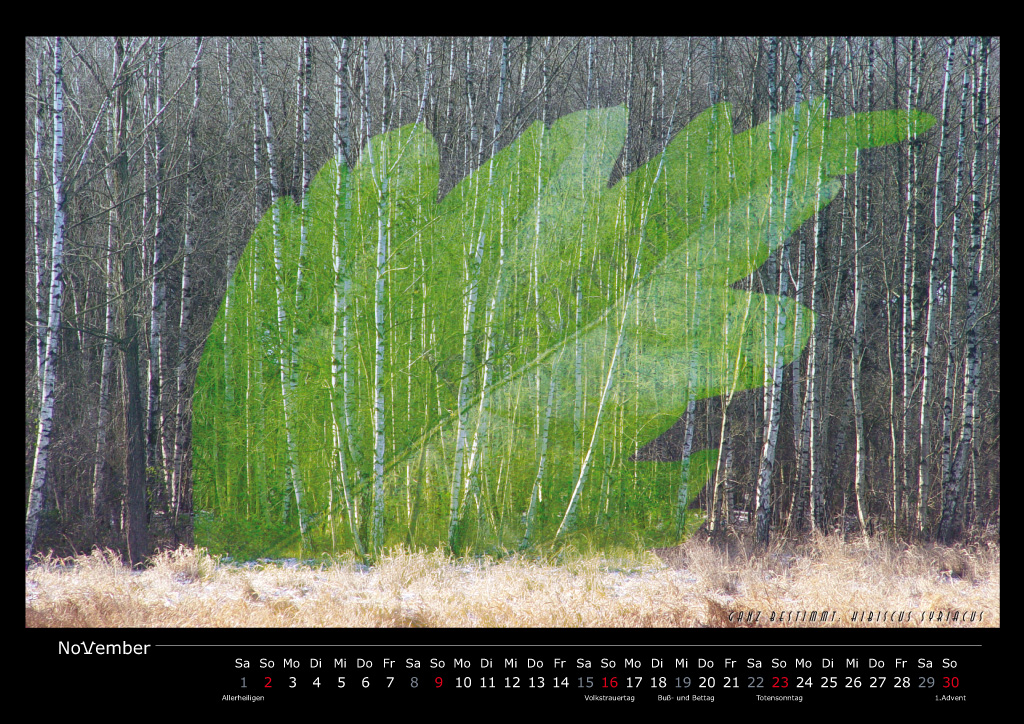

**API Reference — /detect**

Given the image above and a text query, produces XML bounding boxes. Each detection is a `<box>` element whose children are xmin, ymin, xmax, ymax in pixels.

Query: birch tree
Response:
<box><xmin>805</xmin><ymin>37</ymin><xmax>836</xmax><ymax>533</ymax></box>
<box><xmin>935</xmin><ymin>42</ymin><xmax>971</xmax><ymax>537</ymax></box>
<box><xmin>898</xmin><ymin>38</ymin><xmax>921</xmax><ymax>531</ymax></box>
<box><xmin>917</xmin><ymin>37</ymin><xmax>955</xmax><ymax>540</ymax></box>
<box><xmin>755</xmin><ymin>35</ymin><xmax>798</xmax><ymax>547</ymax></box>
<box><xmin>849</xmin><ymin>37</ymin><xmax>874</xmax><ymax>536</ymax></box>
<box><xmin>92</xmin><ymin>109</ymin><xmax>118</xmax><ymax>531</ymax></box>
<box><xmin>462</xmin><ymin>36</ymin><xmax>509</xmax><ymax>536</ymax></box>
<box><xmin>26</xmin><ymin>36</ymin><xmax>66</xmax><ymax>565</ymax></box>
<box><xmin>110</xmin><ymin>37</ymin><xmax>150</xmax><ymax>563</ymax></box>
<box><xmin>287</xmin><ymin>35</ymin><xmax>313</xmax><ymax>538</ymax></box>
<box><xmin>32</xmin><ymin>43</ymin><xmax>47</xmax><ymax>398</ymax></box>
<box><xmin>257</xmin><ymin>37</ymin><xmax>308</xmax><ymax>545</ymax></box>
<box><xmin>147</xmin><ymin>37</ymin><xmax>167</xmax><ymax>489</ymax></box>
<box><xmin>172</xmin><ymin>37</ymin><xmax>203</xmax><ymax>539</ymax></box>
<box><xmin>365</xmin><ymin>37</ymin><xmax>390</xmax><ymax>552</ymax></box>
<box><xmin>329</xmin><ymin>36</ymin><xmax>365</xmax><ymax>556</ymax></box>
<box><xmin>941</xmin><ymin>36</ymin><xmax>989</xmax><ymax>543</ymax></box>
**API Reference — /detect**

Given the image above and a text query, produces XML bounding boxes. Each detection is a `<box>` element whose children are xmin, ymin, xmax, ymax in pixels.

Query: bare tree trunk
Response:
<box><xmin>33</xmin><ymin>44</ymin><xmax>47</xmax><ymax>398</ymax></box>
<box><xmin>918</xmin><ymin>37</ymin><xmax>955</xmax><ymax>540</ymax></box>
<box><xmin>93</xmin><ymin>111</ymin><xmax>118</xmax><ymax>532</ymax></box>
<box><xmin>330</xmin><ymin>37</ymin><xmax>366</xmax><ymax>558</ymax></box>
<box><xmin>172</xmin><ymin>37</ymin><xmax>203</xmax><ymax>544</ymax></box>
<box><xmin>463</xmin><ymin>36</ymin><xmax>510</xmax><ymax>536</ymax></box>
<box><xmin>104</xmin><ymin>37</ymin><xmax>150</xmax><ymax>564</ymax></box>
<box><xmin>574</xmin><ymin>37</ymin><xmax>595</xmax><ymax>523</ymax></box>
<box><xmin>935</xmin><ymin>46</ymin><xmax>970</xmax><ymax>538</ymax></box>
<box><xmin>556</xmin><ymin>245</ymin><xmax>643</xmax><ymax>542</ymax></box>
<box><xmin>805</xmin><ymin>37</ymin><xmax>836</xmax><ymax>534</ymax></box>
<box><xmin>26</xmin><ymin>36</ymin><xmax>66</xmax><ymax>566</ymax></box>
<box><xmin>247</xmin><ymin>38</ymin><xmax>270</xmax><ymax>525</ymax></box>
<box><xmin>222</xmin><ymin>37</ymin><xmax>237</xmax><ymax>418</ymax></box>
<box><xmin>756</xmin><ymin>36</ymin><xmax>801</xmax><ymax>547</ymax></box>
<box><xmin>155</xmin><ymin>41</ymin><xmax>176</xmax><ymax>507</ymax></box>
<box><xmin>965</xmin><ymin>78</ymin><xmax>997</xmax><ymax>532</ymax></box>
<box><xmin>147</xmin><ymin>38</ymin><xmax>167</xmax><ymax>498</ymax></box>
<box><xmin>465</xmin><ymin>38</ymin><xmax>477</xmax><ymax>170</ymax></box>
<box><xmin>442</xmin><ymin>39</ymin><xmax>455</xmax><ymax>153</ymax></box>
<box><xmin>849</xmin><ymin>37</ymin><xmax>875</xmax><ymax>537</ymax></box>
<box><xmin>364</xmin><ymin>37</ymin><xmax>390</xmax><ymax>553</ymax></box>
<box><xmin>257</xmin><ymin>37</ymin><xmax>308</xmax><ymax>547</ymax></box>
<box><xmin>676</xmin><ymin>400</ymin><xmax>697</xmax><ymax>536</ymax></box>
<box><xmin>448</xmin><ymin>37</ymin><xmax>493</xmax><ymax>552</ymax></box>
<box><xmin>522</xmin><ymin>376</ymin><xmax>556</xmax><ymax>548</ymax></box>
<box><xmin>941</xmin><ymin>36</ymin><xmax>988</xmax><ymax>544</ymax></box>
<box><xmin>556</xmin><ymin>80</ymin><xmax>670</xmax><ymax>542</ymax></box>
<box><xmin>287</xmin><ymin>35</ymin><xmax>314</xmax><ymax>542</ymax></box>
<box><xmin>291</xmin><ymin>39</ymin><xmax>304</xmax><ymax>201</ymax></box>
<box><xmin>898</xmin><ymin>37</ymin><xmax>921</xmax><ymax>533</ymax></box>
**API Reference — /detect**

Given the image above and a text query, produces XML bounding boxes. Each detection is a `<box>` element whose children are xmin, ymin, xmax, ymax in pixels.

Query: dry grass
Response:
<box><xmin>25</xmin><ymin>535</ymin><xmax>998</xmax><ymax>628</ymax></box>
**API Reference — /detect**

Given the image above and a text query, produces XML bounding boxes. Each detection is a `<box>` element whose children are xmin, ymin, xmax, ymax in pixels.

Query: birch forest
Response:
<box><xmin>26</xmin><ymin>37</ymin><xmax>999</xmax><ymax>565</ymax></box>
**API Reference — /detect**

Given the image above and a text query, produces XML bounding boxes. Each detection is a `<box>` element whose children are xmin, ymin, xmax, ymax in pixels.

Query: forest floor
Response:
<box><xmin>25</xmin><ymin>534</ymin><xmax>998</xmax><ymax>628</ymax></box>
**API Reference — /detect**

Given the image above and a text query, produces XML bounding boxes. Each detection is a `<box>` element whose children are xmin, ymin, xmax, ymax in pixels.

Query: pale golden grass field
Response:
<box><xmin>25</xmin><ymin>534</ymin><xmax>998</xmax><ymax>628</ymax></box>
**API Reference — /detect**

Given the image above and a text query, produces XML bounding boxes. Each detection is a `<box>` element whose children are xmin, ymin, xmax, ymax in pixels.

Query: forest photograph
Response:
<box><xmin>25</xmin><ymin>37</ymin><xmax>998</xmax><ymax>629</ymax></box>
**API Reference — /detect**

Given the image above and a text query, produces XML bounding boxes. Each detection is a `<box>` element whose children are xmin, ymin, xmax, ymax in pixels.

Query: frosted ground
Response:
<box><xmin>26</xmin><ymin>535</ymin><xmax>998</xmax><ymax>628</ymax></box>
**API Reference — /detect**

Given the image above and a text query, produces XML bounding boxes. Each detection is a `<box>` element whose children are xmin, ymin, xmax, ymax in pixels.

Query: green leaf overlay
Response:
<box><xmin>194</xmin><ymin>99</ymin><xmax>934</xmax><ymax>555</ymax></box>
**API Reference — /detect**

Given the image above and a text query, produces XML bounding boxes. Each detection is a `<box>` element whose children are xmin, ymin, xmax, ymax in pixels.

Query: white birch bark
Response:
<box><xmin>917</xmin><ymin>37</ymin><xmax>954</xmax><ymax>539</ymax></box>
<box><xmin>755</xmin><ymin>36</ymin><xmax>798</xmax><ymax>546</ymax></box>
<box><xmin>330</xmin><ymin>37</ymin><xmax>366</xmax><ymax>557</ymax></box>
<box><xmin>941</xmin><ymin>36</ymin><xmax>988</xmax><ymax>543</ymax></box>
<box><xmin>790</xmin><ymin>218</ymin><xmax>807</xmax><ymax>529</ymax></box>
<box><xmin>173</xmin><ymin>37</ymin><xmax>203</xmax><ymax>527</ymax></box>
<box><xmin>251</xmin><ymin>41</ymin><xmax>262</xmax><ymax>211</ymax></box>
<box><xmin>257</xmin><ymin>37</ymin><xmax>307</xmax><ymax>543</ymax></box>
<box><xmin>823</xmin><ymin>85</ymin><xmax>851</xmax><ymax>510</ymax></box>
<box><xmin>849</xmin><ymin>37</ymin><xmax>874</xmax><ymax>536</ymax></box>
<box><xmin>446</xmin><ymin>38</ymin><xmax>503</xmax><ymax>550</ymax></box>
<box><xmin>966</xmin><ymin>86</ymin><xmax>997</xmax><ymax>530</ymax></box>
<box><xmin>522</xmin><ymin>375</ymin><xmax>556</xmax><ymax>548</ymax></box>
<box><xmin>402</xmin><ymin>38</ymin><xmax>432</xmax><ymax>538</ymax></box>
<box><xmin>156</xmin><ymin>38</ymin><xmax>178</xmax><ymax>500</ymax></box>
<box><xmin>462</xmin><ymin>36</ymin><xmax>509</xmax><ymax>533</ymax></box>
<box><xmin>898</xmin><ymin>37</ymin><xmax>920</xmax><ymax>530</ymax></box>
<box><xmin>146</xmin><ymin>38</ymin><xmax>166</xmax><ymax>482</ymax></box>
<box><xmin>442</xmin><ymin>40</ymin><xmax>455</xmax><ymax>152</ymax></box>
<box><xmin>285</xmin><ymin>36</ymin><xmax>312</xmax><ymax>530</ymax></box>
<box><xmin>851</xmin><ymin>206</ymin><xmax>869</xmax><ymax>535</ymax></box>
<box><xmin>362</xmin><ymin>38</ymin><xmax>389</xmax><ymax>553</ymax></box>
<box><xmin>755</xmin><ymin>37</ymin><xmax>778</xmax><ymax>537</ymax></box>
<box><xmin>555</xmin><ymin>123</ymin><xmax>670</xmax><ymax>541</ymax></box>
<box><xmin>573</xmin><ymin>37</ymin><xmax>594</xmax><ymax>505</ymax></box>
<box><xmin>806</xmin><ymin>37</ymin><xmax>836</xmax><ymax>534</ymax></box>
<box><xmin>341</xmin><ymin>43</ymin><xmax>364</xmax><ymax>522</ymax></box>
<box><xmin>465</xmin><ymin>38</ymin><xmax>478</xmax><ymax>169</ymax></box>
<box><xmin>33</xmin><ymin>46</ymin><xmax>47</xmax><ymax>397</ymax></box>
<box><xmin>447</xmin><ymin>148</ymin><xmax>484</xmax><ymax>547</ymax></box>
<box><xmin>225</xmin><ymin>37</ymin><xmax>234</xmax><ymax>132</ymax></box>
<box><xmin>533</xmin><ymin>36</ymin><xmax>551</xmax><ymax>442</ymax></box>
<box><xmin>934</xmin><ymin>45</ymin><xmax>971</xmax><ymax>537</ymax></box>
<box><xmin>675</xmin><ymin>399</ymin><xmax>696</xmax><ymax>536</ymax></box>
<box><xmin>247</xmin><ymin>40</ymin><xmax>268</xmax><ymax>523</ymax></box>
<box><xmin>686</xmin><ymin>43</ymin><xmax>718</xmax><ymax>532</ymax></box>
<box><xmin>27</xmin><ymin>36</ymin><xmax>66</xmax><ymax>564</ymax></box>
<box><xmin>290</xmin><ymin>39</ymin><xmax>303</xmax><ymax>199</ymax></box>
<box><xmin>556</xmin><ymin>270</ymin><xmax>634</xmax><ymax>541</ymax></box>
<box><xmin>223</xmin><ymin>39</ymin><xmax>237</xmax><ymax>414</ymax></box>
